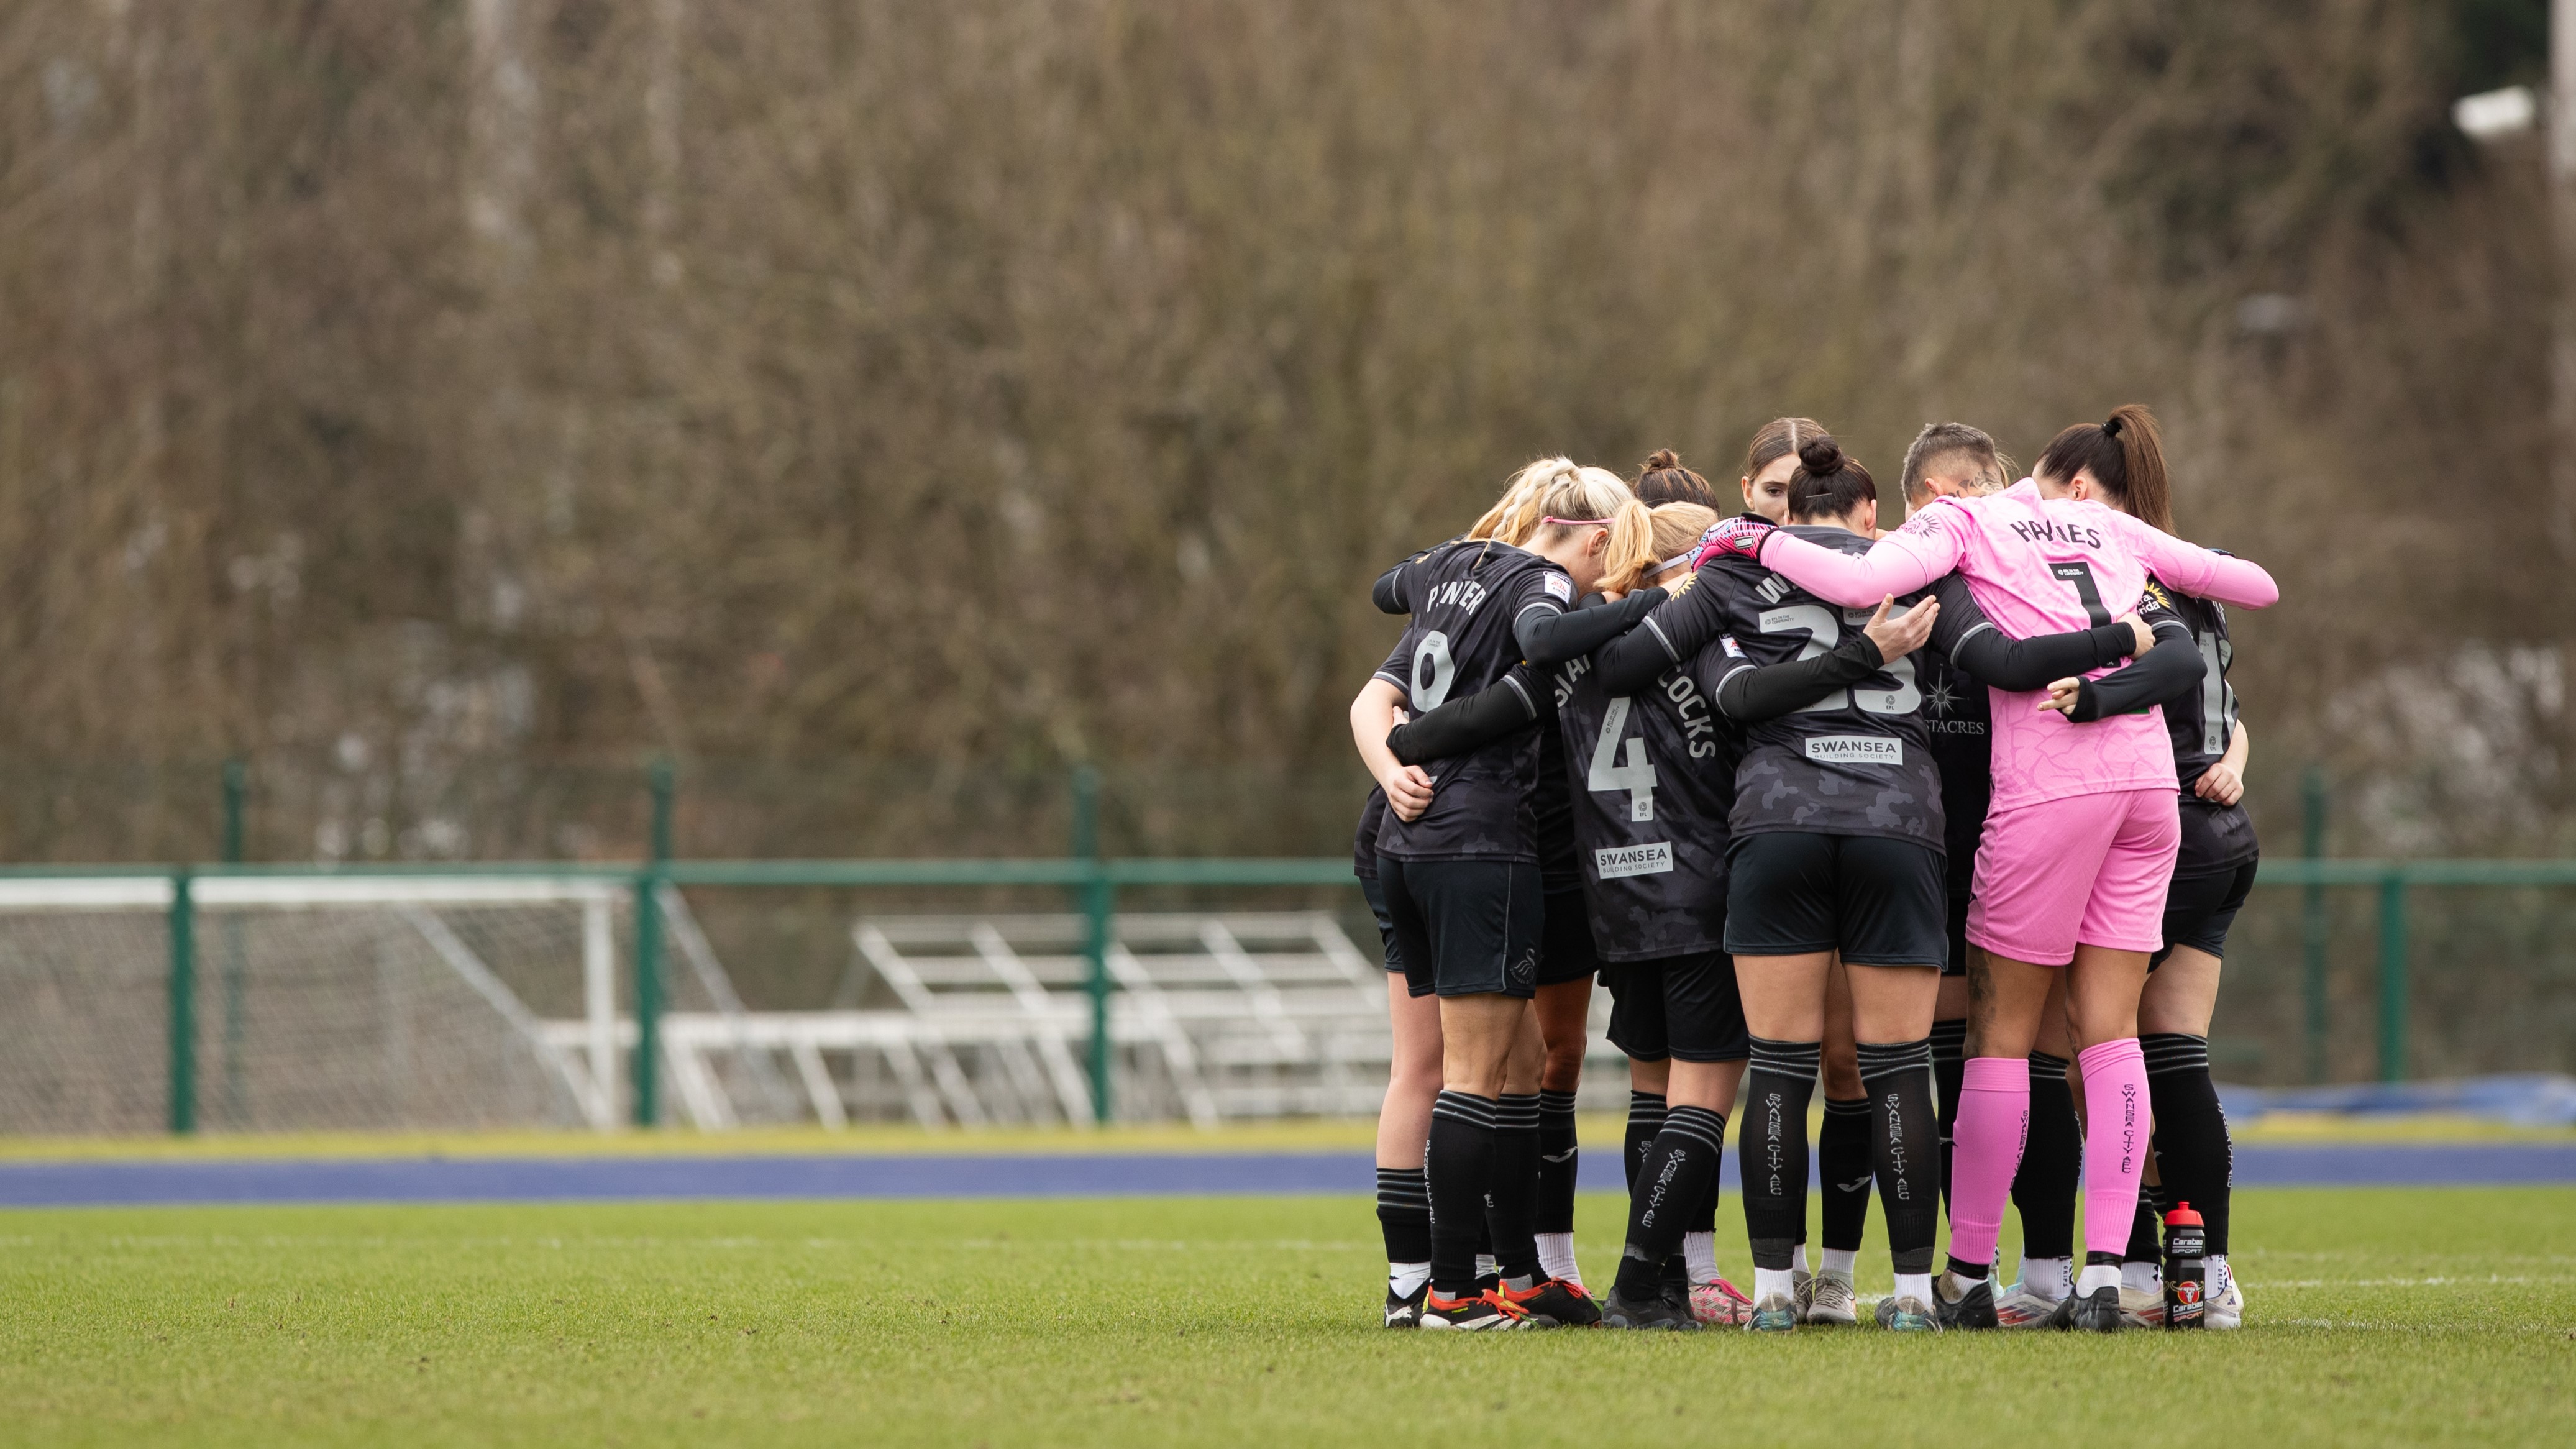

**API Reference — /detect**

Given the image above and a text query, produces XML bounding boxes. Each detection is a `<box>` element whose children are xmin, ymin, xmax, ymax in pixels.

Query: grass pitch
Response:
<box><xmin>4</xmin><ymin>1187</ymin><xmax>2570</xmax><ymax>1447</ymax></box>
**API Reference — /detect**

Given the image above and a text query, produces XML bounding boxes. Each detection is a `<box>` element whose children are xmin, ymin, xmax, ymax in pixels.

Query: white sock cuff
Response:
<box><xmin>1683</xmin><ymin>1230</ymin><xmax>1719</xmax><ymax>1282</ymax></box>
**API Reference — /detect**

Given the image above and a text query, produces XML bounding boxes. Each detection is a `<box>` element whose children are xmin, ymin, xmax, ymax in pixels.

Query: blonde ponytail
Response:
<box><xmin>1598</xmin><ymin>500</ymin><xmax>1656</xmax><ymax>593</ymax></box>
<box><xmin>1597</xmin><ymin>501</ymin><xmax>1719</xmax><ymax>595</ymax></box>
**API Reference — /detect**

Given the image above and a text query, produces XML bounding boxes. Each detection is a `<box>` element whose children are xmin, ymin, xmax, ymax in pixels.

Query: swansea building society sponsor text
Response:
<box><xmin>1596</xmin><ymin>842</ymin><xmax>1674</xmax><ymax>879</ymax></box>
<box><xmin>1806</xmin><ymin>736</ymin><xmax>1903</xmax><ymax>764</ymax></box>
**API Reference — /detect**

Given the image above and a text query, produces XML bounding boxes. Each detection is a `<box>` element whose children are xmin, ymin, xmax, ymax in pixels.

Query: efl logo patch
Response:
<box><xmin>1806</xmin><ymin>735</ymin><xmax>1903</xmax><ymax>765</ymax></box>
<box><xmin>1595</xmin><ymin>841</ymin><xmax>1674</xmax><ymax>879</ymax></box>
<box><xmin>1542</xmin><ymin>573</ymin><xmax>1574</xmax><ymax>603</ymax></box>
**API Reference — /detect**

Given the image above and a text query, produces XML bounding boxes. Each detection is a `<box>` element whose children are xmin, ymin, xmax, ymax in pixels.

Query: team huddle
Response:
<box><xmin>1350</xmin><ymin>409</ymin><xmax>2275</xmax><ymax>1332</ymax></box>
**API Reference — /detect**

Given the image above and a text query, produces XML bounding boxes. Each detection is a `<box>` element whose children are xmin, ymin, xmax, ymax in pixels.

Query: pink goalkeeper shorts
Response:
<box><xmin>1966</xmin><ymin>788</ymin><xmax>2181</xmax><ymax>967</ymax></box>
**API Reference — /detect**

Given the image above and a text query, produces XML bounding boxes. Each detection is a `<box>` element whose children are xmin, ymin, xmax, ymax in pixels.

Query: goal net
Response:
<box><xmin>0</xmin><ymin>875</ymin><xmax>755</xmax><ymax>1136</ymax></box>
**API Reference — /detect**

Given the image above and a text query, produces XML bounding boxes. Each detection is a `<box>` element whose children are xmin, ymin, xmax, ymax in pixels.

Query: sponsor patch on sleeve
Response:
<box><xmin>1542</xmin><ymin>572</ymin><xmax>1574</xmax><ymax>603</ymax></box>
<box><xmin>1594</xmin><ymin>841</ymin><xmax>1674</xmax><ymax>879</ymax></box>
<box><xmin>1805</xmin><ymin>735</ymin><xmax>1904</xmax><ymax>765</ymax></box>
<box><xmin>1721</xmin><ymin>635</ymin><xmax>1745</xmax><ymax>657</ymax></box>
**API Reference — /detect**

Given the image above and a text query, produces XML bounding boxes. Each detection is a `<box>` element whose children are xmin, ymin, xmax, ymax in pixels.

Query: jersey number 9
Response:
<box><xmin>1409</xmin><ymin>631</ymin><xmax>1455</xmax><ymax>713</ymax></box>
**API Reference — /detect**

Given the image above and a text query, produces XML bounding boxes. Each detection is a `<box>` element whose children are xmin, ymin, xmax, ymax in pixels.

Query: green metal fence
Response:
<box><xmin>2</xmin><ymin>853</ymin><xmax>2570</xmax><ymax>1134</ymax></box>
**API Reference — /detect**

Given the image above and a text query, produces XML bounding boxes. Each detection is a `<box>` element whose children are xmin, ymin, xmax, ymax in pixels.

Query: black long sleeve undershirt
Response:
<box><xmin>1592</xmin><ymin>577</ymin><xmax>1719</xmax><ymax>695</ymax></box>
<box><xmin>1947</xmin><ymin>619</ymin><xmax>2142</xmax><ymax>692</ymax></box>
<box><xmin>1715</xmin><ymin>633</ymin><xmax>1887</xmax><ymax>721</ymax></box>
<box><xmin>1371</xmin><ymin>560</ymin><xmax>1412</xmax><ymax>616</ymax></box>
<box><xmin>2065</xmin><ymin>629</ymin><xmax>2202</xmax><ymax>721</ymax></box>
<box><xmin>1385</xmin><ymin>672</ymin><xmax>1544</xmax><ymax>764</ymax></box>
<box><xmin>1512</xmin><ymin>588</ymin><xmax>1665</xmax><ymax>667</ymax></box>
<box><xmin>1393</xmin><ymin>608</ymin><xmax>1883</xmax><ymax>761</ymax></box>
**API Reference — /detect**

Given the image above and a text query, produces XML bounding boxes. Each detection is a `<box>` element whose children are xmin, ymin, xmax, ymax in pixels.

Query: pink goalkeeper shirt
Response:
<box><xmin>1753</xmin><ymin>480</ymin><xmax>2280</xmax><ymax>810</ymax></box>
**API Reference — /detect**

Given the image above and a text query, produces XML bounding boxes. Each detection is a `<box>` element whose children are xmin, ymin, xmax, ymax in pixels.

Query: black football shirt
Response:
<box><xmin>2138</xmin><ymin>577</ymin><xmax>2259</xmax><ymax>875</ymax></box>
<box><xmin>1370</xmin><ymin>539</ymin><xmax>1571</xmax><ymax>862</ymax></box>
<box><xmin>1692</xmin><ymin>526</ymin><xmax>1952</xmax><ymax>849</ymax></box>
<box><xmin>1548</xmin><ymin>592</ymin><xmax>1741</xmax><ymax>961</ymax></box>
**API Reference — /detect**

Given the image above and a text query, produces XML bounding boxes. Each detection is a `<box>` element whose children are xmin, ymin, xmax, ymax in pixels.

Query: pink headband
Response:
<box><xmin>1540</xmin><ymin>516</ymin><xmax>1612</xmax><ymax>529</ymax></box>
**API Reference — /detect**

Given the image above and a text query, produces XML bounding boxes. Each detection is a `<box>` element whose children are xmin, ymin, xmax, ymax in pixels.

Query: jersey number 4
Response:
<box><xmin>1586</xmin><ymin>697</ymin><xmax>1658</xmax><ymax>822</ymax></box>
<box><xmin>1757</xmin><ymin>604</ymin><xmax>1921</xmax><ymax>715</ymax></box>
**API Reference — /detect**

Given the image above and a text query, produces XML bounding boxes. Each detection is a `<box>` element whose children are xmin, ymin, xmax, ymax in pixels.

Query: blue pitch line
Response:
<box><xmin>0</xmin><ymin>1143</ymin><xmax>2570</xmax><ymax>1207</ymax></box>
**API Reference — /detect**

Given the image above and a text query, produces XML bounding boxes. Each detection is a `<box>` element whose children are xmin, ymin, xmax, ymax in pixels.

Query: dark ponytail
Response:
<box><xmin>1786</xmin><ymin>436</ymin><xmax>1879</xmax><ymax>524</ymax></box>
<box><xmin>2034</xmin><ymin>403</ymin><xmax>2173</xmax><ymax>531</ymax></box>
<box><xmin>1635</xmin><ymin>448</ymin><xmax>1718</xmax><ymax>508</ymax></box>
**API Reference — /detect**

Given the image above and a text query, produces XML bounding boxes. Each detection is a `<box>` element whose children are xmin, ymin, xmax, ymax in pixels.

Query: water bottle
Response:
<box><xmin>2163</xmin><ymin>1200</ymin><xmax>2206</xmax><ymax>1330</ymax></box>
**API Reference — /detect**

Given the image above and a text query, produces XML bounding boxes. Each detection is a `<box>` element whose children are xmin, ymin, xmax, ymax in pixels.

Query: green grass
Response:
<box><xmin>4</xmin><ymin>1189</ymin><xmax>2571</xmax><ymax>1447</ymax></box>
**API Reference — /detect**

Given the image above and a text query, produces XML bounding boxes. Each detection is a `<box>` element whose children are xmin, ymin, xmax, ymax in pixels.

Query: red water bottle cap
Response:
<box><xmin>2164</xmin><ymin>1201</ymin><xmax>2204</xmax><ymax>1228</ymax></box>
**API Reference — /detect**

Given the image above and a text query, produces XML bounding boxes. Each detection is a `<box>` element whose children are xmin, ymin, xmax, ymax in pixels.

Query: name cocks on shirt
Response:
<box><xmin>1663</xmin><ymin>668</ymin><xmax>1722</xmax><ymax>761</ymax></box>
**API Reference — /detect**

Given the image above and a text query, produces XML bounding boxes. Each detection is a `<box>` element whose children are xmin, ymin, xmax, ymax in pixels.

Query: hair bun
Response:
<box><xmin>1642</xmin><ymin>448</ymin><xmax>1681</xmax><ymax>472</ymax></box>
<box><xmin>1796</xmin><ymin>436</ymin><xmax>1844</xmax><ymax>474</ymax></box>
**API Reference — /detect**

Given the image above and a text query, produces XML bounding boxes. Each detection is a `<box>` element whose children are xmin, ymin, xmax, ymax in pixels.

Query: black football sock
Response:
<box><xmin>1740</xmin><ymin>1038</ymin><xmax>1821</xmax><ymax>1271</ymax></box>
<box><xmin>1484</xmin><ymin>1093</ymin><xmax>1545</xmax><ymax>1286</ymax></box>
<box><xmin>1611</xmin><ymin>1105</ymin><xmax>1727</xmax><ymax>1300</ymax></box>
<box><xmin>1819</xmin><ymin>1095</ymin><xmax>1873</xmax><ymax>1255</ymax></box>
<box><xmin>1858</xmin><ymin>1038</ymin><xmax>1939</xmax><ymax>1276</ymax></box>
<box><xmin>1624</xmin><ymin>1090</ymin><xmax>1667</xmax><ymax>1192</ymax></box>
<box><xmin>1687</xmin><ymin>1120</ymin><xmax>1722</xmax><ymax>1277</ymax></box>
<box><xmin>1376</xmin><ymin>1166</ymin><xmax>1432</xmax><ymax>1268</ymax></box>
<box><xmin>1930</xmin><ymin>1018</ymin><xmax>1968</xmax><ymax>1209</ymax></box>
<box><xmin>2143</xmin><ymin>1032</ymin><xmax>2234</xmax><ymax>1255</ymax></box>
<box><xmin>1427</xmin><ymin>1091</ymin><xmax>1497</xmax><ymax>1297</ymax></box>
<box><xmin>1537</xmin><ymin>1087</ymin><xmax>1580</xmax><ymax>1236</ymax></box>
<box><xmin>2012</xmin><ymin>1050</ymin><xmax>2080</xmax><ymax>1261</ymax></box>
<box><xmin>2124</xmin><ymin>1191</ymin><xmax>2160</xmax><ymax>1264</ymax></box>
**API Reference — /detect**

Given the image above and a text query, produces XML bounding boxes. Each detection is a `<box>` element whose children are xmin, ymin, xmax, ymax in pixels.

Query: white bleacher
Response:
<box><xmin>543</xmin><ymin>910</ymin><xmax>1627</xmax><ymax>1130</ymax></box>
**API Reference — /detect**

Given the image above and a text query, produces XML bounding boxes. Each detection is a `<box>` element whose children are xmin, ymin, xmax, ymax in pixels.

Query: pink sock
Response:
<box><xmin>2078</xmin><ymin>1038</ymin><xmax>2150</xmax><ymax>1259</ymax></box>
<box><xmin>1945</xmin><ymin>1057</ymin><xmax>2030</xmax><ymax>1270</ymax></box>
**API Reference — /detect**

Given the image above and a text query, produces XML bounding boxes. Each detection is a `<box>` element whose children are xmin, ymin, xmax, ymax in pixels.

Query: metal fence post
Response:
<box><xmin>632</xmin><ymin>867</ymin><xmax>663</xmax><ymax>1127</ymax></box>
<box><xmin>2300</xmin><ymin>765</ymin><xmax>2328</xmax><ymax>1083</ymax></box>
<box><xmin>630</xmin><ymin>758</ymin><xmax>676</xmax><ymax>1129</ymax></box>
<box><xmin>219</xmin><ymin>760</ymin><xmax>249</xmax><ymax>1128</ymax></box>
<box><xmin>167</xmin><ymin>870</ymin><xmax>196</xmax><ymax>1135</ymax></box>
<box><xmin>1072</xmin><ymin>766</ymin><xmax>1112</xmax><ymax>1124</ymax></box>
<box><xmin>2377</xmin><ymin>869</ymin><xmax>2409</xmax><ymax>1083</ymax></box>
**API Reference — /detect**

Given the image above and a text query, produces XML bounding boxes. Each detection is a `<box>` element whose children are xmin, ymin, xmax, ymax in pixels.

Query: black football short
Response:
<box><xmin>1360</xmin><ymin>873</ymin><xmax>1404</xmax><ymax>976</ymax></box>
<box><xmin>1604</xmin><ymin>951</ymin><xmax>1749</xmax><ymax>1064</ymax></box>
<box><xmin>1376</xmin><ymin>857</ymin><xmax>1543</xmax><ymax>1000</ymax></box>
<box><xmin>2175</xmin><ymin>797</ymin><xmax>2260</xmax><ymax>879</ymax></box>
<box><xmin>1722</xmin><ymin>831</ymin><xmax>1947</xmax><ymax>969</ymax></box>
<box><xmin>2151</xmin><ymin>859</ymin><xmax>2259</xmax><ymax>970</ymax></box>
<box><xmin>1943</xmin><ymin>890</ymin><xmax>1973</xmax><ymax>979</ymax></box>
<box><xmin>1538</xmin><ymin>889</ymin><xmax>1599</xmax><ymax>987</ymax></box>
